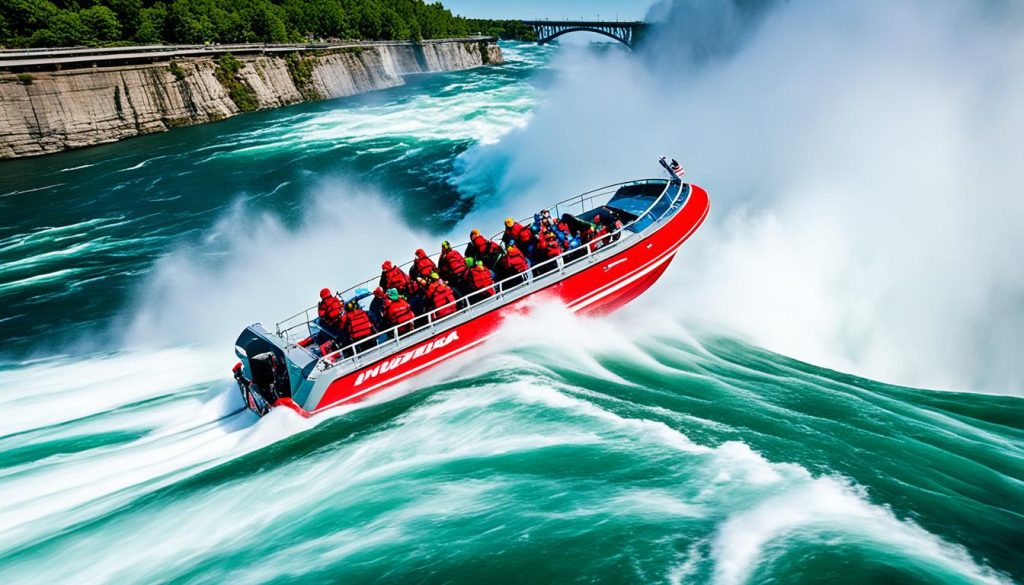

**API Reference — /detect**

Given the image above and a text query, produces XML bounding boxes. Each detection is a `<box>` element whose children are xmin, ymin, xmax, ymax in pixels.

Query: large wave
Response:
<box><xmin>452</xmin><ymin>0</ymin><xmax>1024</xmax><ymax>395</ymax></box>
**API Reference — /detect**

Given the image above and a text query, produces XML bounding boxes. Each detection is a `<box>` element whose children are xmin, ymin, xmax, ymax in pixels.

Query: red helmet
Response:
<box><xmin>594</xmin><ymin>215</ymin><xmax>601</xmax><ymax>223</ymax></box>
<box><xmin>415</xmin><ymin>248</ymin><xmax>426</xmax><ymax>258</ymax></box>
<box><xmin>373</xmin><ymin>287</ymin><xmax>385</xmax><ymax>298</ymax></box>
<box><xmin>382</xmin><ymin>260</ymin><xmax>393</xmax><ymax>270</ymax></box>
<box><xmin>319</xmin><ymin>288</ymin><xmax>331</xmax><ymax>299</ymax></box>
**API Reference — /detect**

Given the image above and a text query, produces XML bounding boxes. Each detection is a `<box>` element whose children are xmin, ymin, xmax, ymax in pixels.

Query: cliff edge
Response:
<box><xmin>0</xmin><ymin>39</ymin><xmax>504</xmax><ymax>159</ymax></box>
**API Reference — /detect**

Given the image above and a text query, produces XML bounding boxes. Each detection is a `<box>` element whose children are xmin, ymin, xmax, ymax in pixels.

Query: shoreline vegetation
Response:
<box><xmin>0</xmin><ymin>0</ymin><xmax>536</xmax><ymax>49</ymax></box>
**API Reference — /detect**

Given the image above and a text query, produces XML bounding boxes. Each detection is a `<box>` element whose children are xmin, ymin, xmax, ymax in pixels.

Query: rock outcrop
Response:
<box><xmin>0</xmin><ymin>39</ymin><xmax>504</xmax><ymax>159</ymax></box>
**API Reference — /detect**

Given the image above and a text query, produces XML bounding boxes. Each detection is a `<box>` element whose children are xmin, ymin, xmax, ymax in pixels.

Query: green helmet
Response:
<box><xmin>442</xmin><ymin>240</ymin><xmax>451</xmax><ymax>250</ymax></box>
<box><xmin>475</xmin><ymin>259</ymin><xmax>485</xmax><ymax>267</ymax></box>
<box><xmin>430</xmin><ymin>272</ymin><xmax>440</xmax><ymax>281</ymax></box>
<box><xmin>387</xmin><ymin>288</ymin><xmax>400</xmax><ymax>301</ymax></box>
<box><xmin>465</xmin><ymin>256</ymin><xmax>475</xmax><ymax>267</ymax></box>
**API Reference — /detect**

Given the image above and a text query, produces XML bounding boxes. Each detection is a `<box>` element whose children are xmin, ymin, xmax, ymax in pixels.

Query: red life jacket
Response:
<box><xmin>472</xmin><ymin>234</ymin><xmax>491</xmax><ymax>255</ymax></box>
<box><xmin>344</xmin><ymin>308</ymin><xmax>374</xmax><ymax>340</ymax></box>
<box><xmin>411</xmin><ymin>256</ymin><xmax>436</xmax><ymax>279</ymax></box>
<box><xmin>406</xmin><ymin>277</ymin><xmax>423</xmax><ymax>296</ymax></box>
<box><xmin>385</xmin><ymin>298</ymin><xmax>414</xmax><ymax>324</ymax></box>
<box><xmin>540</xmin><ymin>234</ymin><xmax>561</xmax><ymax>259</ymax></box>
<box><xmin>469</xmin><ymin>266</ymin><xmax>495</xmax><ymax>296</ymax></box>
<box><xmin>503</xmin><ymin>223</ymin><xmax>523</xmax><ymax>245</ymax></box>
<box><xmin>431</xmin><ymin>284</ymin><xmax>457</xmax><ymax>318</ymax></box>
<box><xmin>441</xmin><ymin>248</ymin><xmax>467</xmax><ymax>278</ymax></box>
<box><xmin>318</xmin><ymin>297</ymin><xmax>342</xmax><ymax>325</ymax></box>
<box><xmin>516</xmin><ymin>225</ymin><xmax>533</xmax><ymax>246</ymax></box>
<box><xmin>382</xmin><ymin>266</ymin><xmax>409</xmax><ymax>291</ymax></box>
<box><xmin>504</xmin><ymin>248</ymin><xmax>529</xmax><ymax>273</ymax></box>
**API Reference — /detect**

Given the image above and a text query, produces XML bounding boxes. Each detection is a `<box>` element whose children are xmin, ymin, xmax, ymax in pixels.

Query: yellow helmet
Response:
<box><xmin>504</xmin><ymin>217</ymin><xmax>514</xmax><ymax>227</ymax></box>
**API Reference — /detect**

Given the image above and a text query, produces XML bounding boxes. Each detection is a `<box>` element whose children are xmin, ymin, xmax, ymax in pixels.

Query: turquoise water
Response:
<box><xmin>0</xmin><ymin>40</ymin><xmax>1021</xmax><ymax>584</ymax></box>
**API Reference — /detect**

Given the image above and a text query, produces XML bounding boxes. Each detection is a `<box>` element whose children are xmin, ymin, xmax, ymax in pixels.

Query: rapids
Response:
<box><xmin>1</xmin><ymin>5</ymin><xmax>1022</xmax><ymax>583</ymax></box>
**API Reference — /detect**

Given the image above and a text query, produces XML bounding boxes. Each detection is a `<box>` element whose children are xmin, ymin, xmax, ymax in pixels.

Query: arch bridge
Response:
<box><xmin>521</xmin><ymin>20</ymin><xmax>648</xmax><ymax>49</ymax></box>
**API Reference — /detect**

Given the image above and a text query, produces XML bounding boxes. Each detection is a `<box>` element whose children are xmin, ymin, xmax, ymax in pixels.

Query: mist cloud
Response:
<box><xmin>454</xmin><ymin>0</ymin><xmax>1024</xmax><ymax>393</ymax></box>
<box><xmin>122</xmin><ymin>180</ymin><xmax>430</xmax><ymax>349</ymax></box>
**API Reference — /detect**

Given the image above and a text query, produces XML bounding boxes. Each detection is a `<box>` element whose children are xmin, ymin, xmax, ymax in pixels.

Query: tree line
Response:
<box><xmin>0</xmin><ymin>0</ymin><xmax>535</xmax><ymax>48</ymax></box>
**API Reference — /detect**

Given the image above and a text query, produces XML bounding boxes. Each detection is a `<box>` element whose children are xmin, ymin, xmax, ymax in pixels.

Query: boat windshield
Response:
<box><xmin>606</xmin><ymin>182</ymin><xmax>674</xmax><ymax>233</ymax></box>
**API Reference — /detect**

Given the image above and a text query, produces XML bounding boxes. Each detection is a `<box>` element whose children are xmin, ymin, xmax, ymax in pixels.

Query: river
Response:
<box><xmin>0</xmin><ymin>26</ymin><xmax>1021</xmax><ymax>585</ymax></box>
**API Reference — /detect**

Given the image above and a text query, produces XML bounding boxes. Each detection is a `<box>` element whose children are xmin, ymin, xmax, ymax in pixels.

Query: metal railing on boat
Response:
<box><xmin>274</xmin><ymin>178</ymin><xmax>684</xmax><ymax>370</ymax></box>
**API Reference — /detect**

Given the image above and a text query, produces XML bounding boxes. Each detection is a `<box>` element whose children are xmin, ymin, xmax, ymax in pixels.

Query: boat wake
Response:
<box><xmin>1</xmin><ymin>316</ymin><xmax>1015</xmax><ymax>583</ymax></box>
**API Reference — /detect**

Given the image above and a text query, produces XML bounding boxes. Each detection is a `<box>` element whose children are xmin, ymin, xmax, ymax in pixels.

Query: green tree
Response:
<box><xmin>2</xmin><ymin>0</ymin><xmax>514</xmax><ymax>47</ymax></box>
<box><xmin>80</xmin><ymin>5</ymin><xmax>122</xmax><ymax>43</ymax></box>
<box><xmin>1</xmin><ymin>0</ymin><xmax>58</xmax><ymax>37</ymax></box>
<box><xmin>135</xmin><ymin>3</ymin><xmax>167</xmax><ymax>43</ymax></box>
<box><xmin>102</xmin><ymin>0</ymin><xmax>142</xmax><ymax>39</ymax></box>
<box><xmin>48</xmin><ymin>9</ymin><xmax>87</xmax><ymax>46</ymax></box>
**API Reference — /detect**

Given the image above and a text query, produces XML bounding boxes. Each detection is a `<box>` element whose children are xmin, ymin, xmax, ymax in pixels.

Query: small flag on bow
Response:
<box><xmin>659</xmin><ymin>156</ymin><xmax>686</xmax><ymax>180</ymax></box>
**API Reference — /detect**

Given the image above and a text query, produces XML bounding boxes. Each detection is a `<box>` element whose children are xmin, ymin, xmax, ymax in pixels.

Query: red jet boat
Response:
<box><xmin>232</xmin><ymin>176</ymin><xmax>709</xmax><ymax>417</ymax></box>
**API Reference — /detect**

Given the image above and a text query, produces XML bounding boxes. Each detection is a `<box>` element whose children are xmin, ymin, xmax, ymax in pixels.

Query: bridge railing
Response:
<box><xmin>0</xmin><ymin>38</ymin><xmax>495</xmax><ymax>69</ymax></box>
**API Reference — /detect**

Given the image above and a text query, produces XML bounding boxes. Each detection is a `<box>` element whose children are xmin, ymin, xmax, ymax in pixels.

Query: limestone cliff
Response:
<box><xmin>0</xmin><ymin>39</ymin><xmax>503</xmax><ymax>159</ymax></box>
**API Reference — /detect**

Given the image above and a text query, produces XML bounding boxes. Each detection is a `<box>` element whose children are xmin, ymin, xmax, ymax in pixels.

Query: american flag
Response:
<box><xmin>659</xmin><ymin>156</ymin><xmax>686</xmax><ymax>179</ymax></box>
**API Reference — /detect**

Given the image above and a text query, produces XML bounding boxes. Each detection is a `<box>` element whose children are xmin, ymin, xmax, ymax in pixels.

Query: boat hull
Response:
<box><xmin>277</xmin><ymin>184</ymin><xmax>710</xmax><ymax>417</ymax></box>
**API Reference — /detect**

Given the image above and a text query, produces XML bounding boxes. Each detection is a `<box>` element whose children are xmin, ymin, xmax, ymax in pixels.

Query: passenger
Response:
<box><xmin>502</xmin><ymin>217</ymin><xmax>523</xmax><ymax>247</ymax></box>
<box><xmin>568</xmin><ymin>231</ymin><xmax>582</xmax><ymax>249</ymax></box>
<box><xmin>534</xmin><ymin>229</ymin><xmax>562</xmax><ymax>267</ymax></box>
<box><xmin>405</xmin><ymin>274</ymin><xmax>425</xmax><ymax>319</ymax></box>
<box><xmin>424</xmin><ymin>271</ymin><xmax>441</xmax><ymax>299</ymax></box>
<box><xmin>610</xmin><ymin>216</ymin><xmax>624</xmax><ymax>242</ymax></box>
<box><xmin>563</xmin><ymin>230</ymin><xmax>586</xmax><ymax>262</ymax></box>
<box><xmin>463</xmin><ymin>228</ymin><xmax>482</xmax><ymax>259</ymax></box>
<box><xmin>384</xmin><ymin>289</ymin><xmax>415</xmax><ymax>334</ymax></box>
<box><xmin>438</xmin><ymin>240</ymin><xmax>468</xmax><ymax>286</ymax></box>
<box><xmin>317</xmin><ymin>288</ymin><xmax>343</xmax><ymax>333</ymax></box>
<box><xmin>468</xmin><ymin>259</ymin><xmax>496</xmax><ymax>302</ymax></box>
<box><xmin>427</xmin><ymin>273</ymin><xmax>458</xmax><ymax>320</ymax></box>
<box><xmin>368</xmin><ymin>287</ymin><xmax>387</xmax><ymax>329</ymax></box>
<box><xmin>544</xmin><ymin>230</ymin><xmax>562</xmax><ymax>256</ymax></box>
<box><xmin>405</xmin><ymin>271</ymin><xmax>424</xmax><ymax>299</ymax></box>
<box><xmin>554</xmin><ymin>218</ymin><xmax>572</xmax><ymax>246</ymax></box>
<box><xmin>341</xmin><ymin>300</ymin><xmax>377</xmax><ymax>354</ymax></box>
<box><xmin>409</xmin><ymin>248</ymin><xmax>437</xmax><ymax>281</ymax></box>
<box><xmin>496</xmin><ymin>244</ymin><xmax>529</xmax><ymax>290</ymax></box>
<box><xmin>379</xmin><ymin>260</ymin><xmax>410</xmax><ymax>294</ymax></box>
<box><xmin>408</xmin><ymin>278</ymin><xmax>430</xmax><ymax>328</ymax></box>
<box><xmin>502</xmin><ymin>217</ymin><xmax>534</xmax><ymax>250</ymax></box>
<box><xmin>471</xmin><ymin>232</ymin><xmax>503</xmax><ymax>268</ymax></box>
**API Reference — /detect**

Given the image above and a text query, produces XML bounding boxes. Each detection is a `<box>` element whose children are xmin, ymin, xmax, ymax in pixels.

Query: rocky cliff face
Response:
<box><xmin>0</xmin><ymin>39</ymin><xmax>504</xmax><ymax>159</ymax></box>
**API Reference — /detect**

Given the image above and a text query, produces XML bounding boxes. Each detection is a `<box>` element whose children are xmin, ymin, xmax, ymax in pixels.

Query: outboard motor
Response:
<box><xmin>234</xmin><ymin>323</ymin><xmax>318</xmax><ymax>417</ymax></box>
<box><xmin>235</xmin><ymin>351</ymin><xmax>290</xmax><ymax>416</ymax></box>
